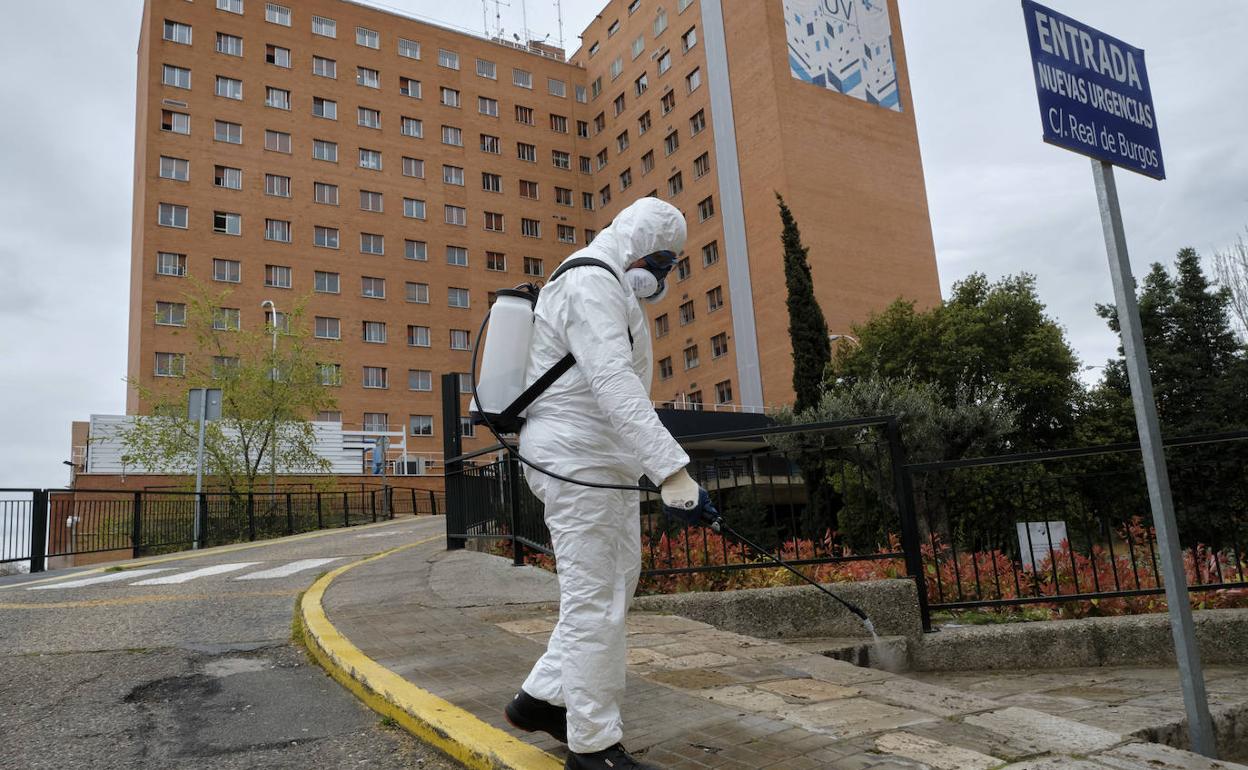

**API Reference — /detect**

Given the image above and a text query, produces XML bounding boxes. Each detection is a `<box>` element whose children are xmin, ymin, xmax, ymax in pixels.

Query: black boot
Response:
<box><xmin>504</xmin><ymin>690</ymin><xmax>568</xmax><ymax>743</ymax></box>
<box><xmin>564</xmin><ymin>743</ymin><xmax>661</xmax><ymax>770</ymax></box>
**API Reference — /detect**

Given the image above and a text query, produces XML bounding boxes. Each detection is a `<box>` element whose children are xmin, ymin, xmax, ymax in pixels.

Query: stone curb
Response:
<box><xmin>296</xmin><ymin>535</ymin><xmax>563</xmax><ymax>770</ymax></box>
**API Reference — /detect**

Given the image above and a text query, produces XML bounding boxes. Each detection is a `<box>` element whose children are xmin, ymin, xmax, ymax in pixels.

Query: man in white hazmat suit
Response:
<box><xmin>503</xmin><ymin>198</ymin><xmax>713</xmax><ymax>770</ymax></box>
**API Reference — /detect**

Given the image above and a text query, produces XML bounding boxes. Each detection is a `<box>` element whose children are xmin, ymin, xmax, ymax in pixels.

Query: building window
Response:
<box><xmin>264</xmin><ymin>218</ymin><xmax>291</xmax><ymax>242</ymax></box>
<box><xmin>399</xmin><ymin>38</ymin><xmax>421</xmax><ymax>59</ymax></box>
<box><xmin>316</xmin><ymin>411</ymin><xmax>342</xmax><ymax>423</ymax></box>
<box><xmin>314</xmin><ymin>226</ymin><xmax>340</xmax><ymax>248</ymax></box>
<box><xmin>641</xmin><ymin>150</ymin><xmax>655</xmax><ymax>174</ymax></box>
<box><xmin>408</xmin><ymin>326</ymin><xmax>431</xmax><ymax>347</ymax></box>
<box><xmin>314</xmin><ymin>271</ymin><xmax>340</xmax><ymax>294</ymax></box>
<box><xmin>667</xmin><ymin>172</ymin><xmax>683</xmax><ymax>196</ymax></box>
<box><xmin>159</xmin><ymin>156</ymin><xmax>190</xmax><ymax>182</ymax></box>
<box><xmin>363</xmin><ymin>321</ymin><xmax>387</xmax><ymax>344</ymax></box>
<box><xmin>638</xmin><ymin>110</ymin><xmax>652</xmax><ymax>134</ymax></box>
<box><xmin>675</xmin><ymin>256</ymin><xmax>692</xmax><ymax>282</ymax></box>
<box><xmin>359</xmin><ymin>148</ymin><xmax>383</xmax><ymax>170</ymax></box>
<box><xmin>265</xmin><ymin>264</ymin><xmax>292</xmax><ymax>288</ymax></box>
<box><xmin>694</xmin><ymin>152</ymin><xmax>711</xmax><ymax>178</ymax></box>
<box><xmin>405</xmin><ymin>240</ymin><xmax>428</xmax><ymax>261</ymax></box>
<box><xmin>702</xmin><ymin>240</ymin><xmax>719</xmax><ymax>266</ymax></box>
<box><xmin>215</xmin><ymin>76</ymin><xmax>243</xmax><ymax>100</ymax></box>
<box><xmin>449</xmin><ymin>330</ymin><xmax>471</xmax><ymax>350</ymax></box>
<box><xmin>164</xmin><ymin>20</ymin><xmax>193</xmax><ymax>44</ymax></box>
<box><xmin>658</xmin><ymin>50</ymin><xmax>672</xmax><ymax>75</ymax></box>
<box><xmin>631</xmin><ymin>34</ymin><xmax>645</xmax><ymax>59</ymax></box>
<box><xmin>654</xmin><ymin>7</ymin><xmax>668</xmax><ymax>35</ymax></box>
<box><xmin>357</xmin><ymin>106</ymin><xmax>381</xmax><ymax>128</ymax></box>
<box><xmin>157</xmin><ymin>203</ymin><xmax>187</xmax><ymax>229</ymax></box>
<box><xmin>585</xmin><ymin>228</ymin><xmax>597</xmax><ymax>243</ymax></box>
<box><xmin>575</xmin><ymin>84</ymin><xmax>588</xmax><ymax>103</ymax></box>
<box><xmin>658</xmin><ymin>357</ymin><xmax>673</xmax><ymax>380</ymax></box>
<box><xmin>154</xmin><ymin>352</ymin><xmax>186</xmax><ymax>378</ymax></box>
<box><xmin>687</xmin><ymin>391</ymin><xmax>704</xmax><ymax>411</ymax></box>
<box><xmin>483</xmin><ymin>211</ymin><xmax>505</xmax><ymax>232</ymax></box>
<box><xmin>521</xmin><ymin>218</ymin><xmax>541</xmax><ymax>238</ymax></box>
<box><xmin>410</xmin><ymin>415</ymin><xmax>433</xmax><ymax>436</ymax></box>
<box><xmin>596</xmin><ymin>149</ymin><xmax>609</xmax><ymax>170</ymax></box>
<box><xmin>664</xmin><ymin>130</ymin><xmax>680</xmax><ymax>155</ymax></box>
<box><xmin>264</xmin><ymin>129</ymin><xmax>291</xmax><ymax>153</ymax></box>
<box><xmin>580</xmin><ymin>155</ymin><xmax>592</xmax><ymax>174</ymax></box>
<box><xmin>319</xmin><ymin>364</ymin><xmax>341</xmax><ymax>387</ymax></box>
<box><xmin>213</xmin><ymin>258</ymin><xmax>240</xmax><ymax>283</ymax></box>
<box><xmin>360</xmin><ymin>233</ymin><xmax>385</xmax><ymax>255</ymax></box>
<box><xmin>684</xmin><ymin>345</ymin><xmax>700</xmax><ymax>370</ymax></box>
<box><xmin>476</xmin><ymin>58</ymin><xmax>497</xmax><ymax>79</ymax></box>
<box><xmin>550</xmin><ymin>114</ymin><xmax>568</xmax><ymax>133</ymax></box>
<box><xmin>403</xmin><ymin>198</ymin><xmax>426</xmax><ymax>219</ymax></box>
<box><xmin>216</xmin><ymin>0</ymin><xmax>243</xmax><ymax>12</ymax></box>
<box><xmin>312</xmin><ymin>16</ymin><xmax>337</xmax><ymax>38</ymax></box>
<box><xmin>216</xmin><ymin>32</ymin><xmax>243</xmax><ymax>56</ymax></box>
<box><xmin>711</xmin><ymin>332</ymin><xmax>729</xmax><ymax>358</ymax></box>
<box><xmin>555</xmin><ymin>186</ymin><xmax>573</xmax><ymax>206</ymax></box>
<box><xmin>548</xmin><ymin>77</ymin><xmax>567</xmax><ymax>97</ymax></box>
<box><xmin>361</xmin><ymin>276</ymin><xmax>385</xmax><ymax>298</ymax></box>
<box><xmin>599</xmin><ymin>185</ymin><xmax>612</xmax><ymax>207</ymax></box>
<box><xmin>707</xmin><ymin>286</ymin><xmax>724</xmax><ymax>312</ymax></box>
<box><xmin>409</xmin><ymin>370</ymin><xmax>433</xmax><ymax>391</ymax></box>
<box><xmin>446</xmin><ymin>245</ymin><xmax>468</xmax><ymax>266</ymax></box>
<box><xmin>479</xmin><ymin>96</ymin><xmax>498</xmax><ymax>116</ymax></box>
<box><xmin>356</xmin><ymin>26</ymin><xmax>379</xmax><ymax>48</ymax></box>
<box><xmin>679</xmin><ymin>300</ymin><xmax>695</xmax><ymax>325</ymax></box>
<box><xmin>556</xmin><ymin>225</ymin><xmax>576</xmax><ymax>244</ymax></box>
<box><xmin>214</xmin><ymin>211</ymin><xmax>241</xmax><ymax>235</ymax></box>
<box><xmin>212</xmin><ymin>307</ymin><xmax>241</xmax><ymax>332</ymax></box>
<box><xmin>682</xmin><ymin>26</ymin><xmax>698</xmax><ymax>52</ymax></box>
<box><xmin>661</xmin><ymin>89</ymin><xmax>676</xmax><ymax>114</ymax></box>
<box><xmin>401</xmin><ymin>280</ymin><xmax>429</xmax><ymax>305</ymax></box>
<box><xmin>607</xmin><ymin>20</ymin><xmax>620</xmax><ymax>38</ymax></box>
<box><xmin>265</xmin><ymin>3</ymin><xmax>291</xmax><ymax>26</ymax></box>
<box><xmin>402</xmin><ymin>117</ymin><xmax>424</xmax><ymax>138</ymax></box>
<box><xmin>517</xmin><ymin>143</ymin><xmax>536</xmax><ymax>162</ymax></box>
<box><xmin>698</xmin><ymin>196</ymin><xmax>715</xmax><ymax>221</ymax></box>
<box><xmin>313</xmin><ymin>181</ymin><xmax>339</xmax><ymax>205</ymax></box>
<box><xmin>438</xmin><ymin>49</ymin><xmax>460</xmax><ymax>70</ymax></box>
<box><xmin>678</xmin><ymin>0</ymin><xmax>694</xmax><ymax>11</ymax></box>
<box><xmin>577</xmin><ymin>120</ymin><xmax>589</xmax><ymax>138</ymax></box>
<box><xmin>443</xmin><ymin>165</ymin><xmax>465</xmax><ymax>186</ymax></box>
<box><xmin>594</xmin><ymin>112</ymin><xmax>606</xmax><ymax>133</ymax></box>
<box><xmin>441</xmin><ymin>125</ymin><xmax>463</xmax><ymax>146</ymax></box>
<box><xmin>634</xmin><ymin>73</ymin><xmax>648</xmax><ymax>97</ymax></box>
<box><xmin>654</xmin><ymin>314</ymin><xmax>669</xmax><ymax>338</ymax></box>
<box><xmin>400</xmin><ymin>77</ymin><xmax>421</xmax><ymax>99</ymax></box>
<box><xmin>363</xmin><ymin>367</ymin><xmax>388</xmax><ymax>389</ymax></box>
<box><xmin>448</xmin><ymin>287</ymin><xmax>470</xmax><ymax>308</ymax></box>
<box><xmin>264</xmin><ymin>174</ymin><xmax>290</xmax><ymax>197</ymax></box>
<box><xmin>482</xmin><ymin>172</ymin><xmax>502</xmax><ymax>193</ymax></box>
<box><xmin>515</xmin><ymin>105</ymin><xmax>534</xmax><ymax>125</ymax></box>
<box><xmin>619</xmin><ymin>168</ymin><xmax>633</xmax><ymax>190</ymax></box>
<box><xmin>613</xmin><ymin>93</ymin><xmax>626</xmax><ymax>116</ymax></box>
<box><xmin>314</xmin><ymin>317</ymin><xmax>341</xmax><ymax>340</ymax></box>
<box><xmin>402</xmin><ymin>157</ymin><xmax>425</xmax><ymax>177</ymax></box>
<box><xmin>552</xmin><ymin>150</ymin><xmax>571</xmax><ymax>170</ymax></box>
<box><xmin>589</xmin><ymin>42</ymin><xmax>600</xmax><ymax>59</ymax></box>
<box><xmin>312</xmin><ymin>139</ymin><xmax>338</xmax><ymax>162</ymax></box>
<box><xmin>617</xmin><ymin>131</ymin><xmax>630</xmax><ymax>153</ymax></box>
<box><xmin>582</xmin><ymin>192</ymin><xmax>595</xmax><ymax>210</ymax></box>
<box><xmin>480</xmin><ymin>134</ymin><xmax>501</xmax><ymax>154</ymax></box>
<box><xmin>161</xmin><ymin>110</ymin><xmax>190</xmax><ymax>135</ymax></box>
<box><xmin>445</xmin><ymin>205</ymin><xmax>466</xmax><ymax>226</ymax></box>
<box><xmin>363</xmin><ymin>413</ymin><xmax>389</xmax><ymax>431</ymax></box>
<box><xmin>440</xmin><ymin>87</ymin><xmax>461</xmax><ymax>108</ymax></box>
<box><xmin>356</xmin><ymin>67</ymin><xmax>379</xmax><ymax>88</ymax></box>
<box><xmin>686</xmin><ymin>68</ymin><xmax>702</xmax><ymax>93</ymax></box>
<box><xmin>162</xmin><ymin>65</ymin><xmax>191</xmax><ymax>90</ymax></box>
<box><xmin>312</xmin><ymin>97</ymin><xmax>337</xmax><ymax>120</ymax></box>
<box><xmin>157</xmin><ymin>252</ymin><xmax>186</xmax><ymax>277</ymax></box>
<box><xmin>359</xmin><ymin>190</ymin><xmax>384</xmax><ymax>212</ymax></box>
<box><xmin>312</xmin><ymin>56</ymin><xmax>336</xmax><ymax>78</ymax></box>
<box><xmin>690</xmin><ymin>109</ymin><xmax>706</xmax><ymax>135</ymax></box>
<box><xmin>486</xmin><ymin>252</ymin><xmax>507</xmax><ymax>271</ymax></box>
<box><xmin>523</xmin><ymin>257</ymin><xmax>544</xmax><ymax>277</ymax></box>
<box><xmin>155</xmin><ymin>301</ymin><xmax>187</xmax><ymax>327</ymax></box>
<box><xmin>513</xmin><ymin>68</ymin><xmax>533</xmax><ymax>89</ymax></box>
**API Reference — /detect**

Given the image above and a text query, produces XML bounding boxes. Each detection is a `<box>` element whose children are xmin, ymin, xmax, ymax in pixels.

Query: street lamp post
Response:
<box><xmin>261</xmin><ymin>300</ymin><xmax>279</xmax><ymax>497</ymax></box>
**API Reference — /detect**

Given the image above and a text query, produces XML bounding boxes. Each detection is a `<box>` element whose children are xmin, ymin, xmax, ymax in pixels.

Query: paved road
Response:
<box><xmin>0</xmin><ymin>515</ymin><xmax>463</xmax><ymax>770</ymax></box>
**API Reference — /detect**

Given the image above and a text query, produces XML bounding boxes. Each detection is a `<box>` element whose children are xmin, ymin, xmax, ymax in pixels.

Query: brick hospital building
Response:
<box><xmin>122</xmin><ymin>0</ymin><xmax>940</xmax><ymax>472</ymax></box>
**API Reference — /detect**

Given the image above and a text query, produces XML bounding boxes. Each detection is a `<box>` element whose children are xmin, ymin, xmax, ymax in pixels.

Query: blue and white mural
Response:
<box><xmin>784</xmin><ymin>0</ymin><xmax>902</xmax><ymax>112</ymax></box>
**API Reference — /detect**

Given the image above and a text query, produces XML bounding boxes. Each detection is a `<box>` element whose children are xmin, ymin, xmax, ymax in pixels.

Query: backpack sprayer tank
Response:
<box><xmin>470</xmin><ymin>285</ymin><xmax>540</xmax><ymax>434</ymax></box>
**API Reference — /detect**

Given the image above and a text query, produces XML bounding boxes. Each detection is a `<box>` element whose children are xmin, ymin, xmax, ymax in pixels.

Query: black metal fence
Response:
<box><xmin>0</xmin><ymin>485</ymin><xmax>445</xmax><ymax>573</ymax></box>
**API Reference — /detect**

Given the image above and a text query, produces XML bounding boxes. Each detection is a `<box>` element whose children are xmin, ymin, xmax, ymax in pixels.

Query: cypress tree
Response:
<box><xmin>777</xmin><ymin>194</ymin><xmax>831</xmax><ymax>413</ymax></box>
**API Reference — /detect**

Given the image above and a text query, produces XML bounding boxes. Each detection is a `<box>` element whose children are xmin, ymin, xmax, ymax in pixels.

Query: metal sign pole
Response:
<box><xmin>192</xmin><ymin>389</ymin><xmax>207</xmax><ymax>549</ymax></box>
<box><xmin>1091</xmin><ymin>159</ymin><xmax>1215</xmax><ymax>757</ymax></box>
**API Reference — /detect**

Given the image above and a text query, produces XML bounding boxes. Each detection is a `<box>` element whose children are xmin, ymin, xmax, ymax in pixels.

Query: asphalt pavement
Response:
<box><xmin>0</xmin><ymin>515</ymin><xmax>463</xmax><ymax>770</ymax></box>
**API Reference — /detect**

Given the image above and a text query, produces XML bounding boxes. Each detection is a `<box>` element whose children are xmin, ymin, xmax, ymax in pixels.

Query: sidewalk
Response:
<box><xmin>303</xmin><ymin>536</ymin><xmax>1247</xmax><ymax>770</ymax></box>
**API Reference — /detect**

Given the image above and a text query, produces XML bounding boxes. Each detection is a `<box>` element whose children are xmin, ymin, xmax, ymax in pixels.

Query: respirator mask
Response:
<box><xmin>626</xmin><ymin>250</ymin><xmax>677</xmax><ymax>304</ymax></box>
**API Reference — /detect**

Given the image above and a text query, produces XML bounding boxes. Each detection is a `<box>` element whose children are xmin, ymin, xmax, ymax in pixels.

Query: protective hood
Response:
<box><xmin>589</xmin><ymin>197</ymin><xmax>688</xmax><ymax>275</ymax></box>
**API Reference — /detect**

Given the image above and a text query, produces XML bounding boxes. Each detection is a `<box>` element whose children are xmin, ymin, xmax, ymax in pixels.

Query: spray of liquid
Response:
<box><xmin>860</xmin><ymin>616</ymin><xmax>905</xmax><ymax>672</ymax></box>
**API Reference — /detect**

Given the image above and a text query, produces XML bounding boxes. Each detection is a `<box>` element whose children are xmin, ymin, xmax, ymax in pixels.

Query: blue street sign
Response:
<box><xmin>1022</xmin><ymin>0</ymin><xmax>1164</xmax><ymax>180</ymax></box>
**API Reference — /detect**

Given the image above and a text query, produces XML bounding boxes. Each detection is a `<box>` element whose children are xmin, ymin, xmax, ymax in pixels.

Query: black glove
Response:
<box><xmin>663</xmin><ymin>487</ymin><xmax>720</xmax><ymax>528</ymax></box>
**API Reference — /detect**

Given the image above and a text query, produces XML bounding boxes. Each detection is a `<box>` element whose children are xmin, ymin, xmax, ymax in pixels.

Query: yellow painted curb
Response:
<box><xmin>298</xmin><ymin>536</ymin><xmax>563</xmax><ymax>770</ymax></box>
<box><xmin>2</xmin><ymin>516</ymin><xmax>416</xmax><ymax>591</ymax></box>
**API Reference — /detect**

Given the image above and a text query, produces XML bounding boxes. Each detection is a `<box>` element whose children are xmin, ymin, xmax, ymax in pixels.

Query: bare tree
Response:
<box><xmin>1213</xmin><ymin>229</ymin><xmax>1248</xmax><ymax>341</ymax></box>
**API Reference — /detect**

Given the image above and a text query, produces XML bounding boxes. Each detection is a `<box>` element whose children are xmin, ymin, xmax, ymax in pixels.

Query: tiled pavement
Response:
<box><xmin>320</xmin><ymin>539</ymin><xmax>1248</xmax><ymax>769</ymax></box>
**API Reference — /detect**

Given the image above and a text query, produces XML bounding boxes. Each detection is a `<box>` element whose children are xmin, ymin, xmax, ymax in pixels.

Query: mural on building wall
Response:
<box><xmin>783</xmin><ymin>0</ymin><xmax>902</xmax><ymax>112</ymax></box>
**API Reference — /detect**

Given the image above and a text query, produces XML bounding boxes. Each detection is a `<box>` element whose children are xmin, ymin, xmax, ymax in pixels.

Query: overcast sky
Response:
<box><xmin>1</xmin><ymin>1</ymin><xmax>1245</xmax><ymax>489</ymax></box>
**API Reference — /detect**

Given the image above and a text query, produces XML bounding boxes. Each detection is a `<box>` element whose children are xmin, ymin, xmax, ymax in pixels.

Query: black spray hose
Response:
<box><xmin>469</xmin><ymin>307</ymin><xmax>873</xmax><ymax>628</ymax></box>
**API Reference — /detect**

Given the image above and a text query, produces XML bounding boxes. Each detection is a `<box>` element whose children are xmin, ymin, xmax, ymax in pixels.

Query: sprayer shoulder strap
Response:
<box><xmin>499</xmin><ymin>258</ymin><xmax>633</xmax><ymax>422</ymax></box>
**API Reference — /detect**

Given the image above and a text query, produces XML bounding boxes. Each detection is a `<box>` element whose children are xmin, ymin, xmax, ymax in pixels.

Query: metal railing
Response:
<box><xmin>1</xmin><ymin>485</ymin><xmax>445</xmax><ymax>573</ymax></box>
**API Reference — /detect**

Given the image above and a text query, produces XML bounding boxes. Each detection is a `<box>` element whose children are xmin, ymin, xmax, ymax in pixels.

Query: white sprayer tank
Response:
<box><xmin>472</xmin><ymin>289</ymin><xmax>537</xmax><ymax>420</ymax></box>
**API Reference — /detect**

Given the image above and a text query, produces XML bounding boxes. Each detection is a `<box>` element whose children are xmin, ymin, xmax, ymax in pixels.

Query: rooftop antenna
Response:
<box><xmin>482</xmin><ymin>0</ymin><xmax>510</xmax><ymax>40</ymax></box>
<box><xmin>520</xmin><ymin>0</ymin><xmax>529</xmax><ymax>47</ymax></box>
<box><xmin>554</xmin><ymin>0</ymin><xmax>565</xmax><ymax>52</ymax></box>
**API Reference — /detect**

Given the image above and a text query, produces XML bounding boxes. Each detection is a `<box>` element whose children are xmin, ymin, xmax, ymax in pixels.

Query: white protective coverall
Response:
<box><xmin>519</xmin><ymin>197</ymin><xmax>691</xmax><ymax>753</ymax></box>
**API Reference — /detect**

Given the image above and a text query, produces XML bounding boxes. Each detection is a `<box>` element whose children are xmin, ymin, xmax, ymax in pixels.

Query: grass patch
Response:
<box><xmin>378</xmin><ymin>715</ymin><xmax>399</xmax><ymax>729</ymax></box>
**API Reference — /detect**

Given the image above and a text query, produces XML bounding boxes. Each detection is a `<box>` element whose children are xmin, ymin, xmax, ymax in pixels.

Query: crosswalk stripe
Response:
<box><xmin>234</xmin><ymin>558</ymin><xmax>341</xmax><ymax>580</ymax></box>
<box><xmin>27</xmin><ymin>569</ymin><xmax>172</xmax><ymax>590</ymax></box>
<box><xmin>130</xmin><ymin>562</ymin><xmax>260</xmax><ymax>586</ymax></box>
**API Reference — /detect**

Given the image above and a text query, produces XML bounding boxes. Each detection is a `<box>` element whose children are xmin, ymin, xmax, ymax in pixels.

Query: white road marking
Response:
<box><xmin>130</xmin><ymin>562</ymin><xmax>260</xmax><ymax>586</ymax></box>
<box><xmin>27</xmin><ymin>569</ymin><xmax>172</xmax><ymax>590</ymax></box>
<box><xmin>233</xmin><ymin>558</ymin><xmax>341</xmax><ymax>580</ymax></box>
<box><xmin>356</xmin><ymin>532</ymin><xmax>397</xmax><ymax>538</ymax></box>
